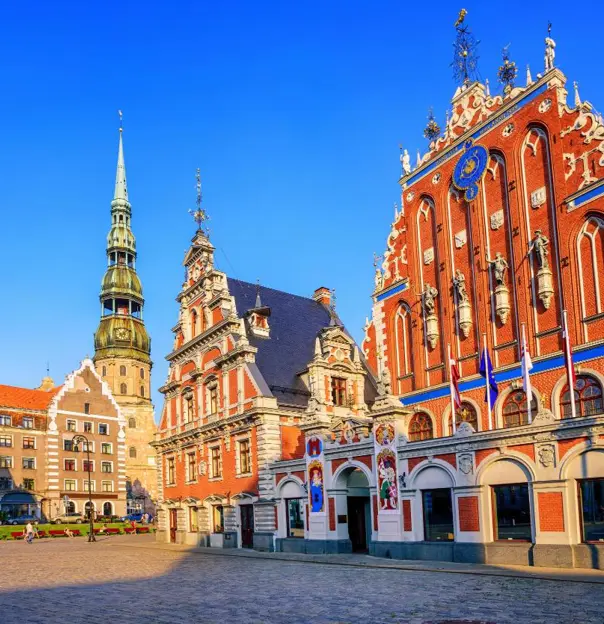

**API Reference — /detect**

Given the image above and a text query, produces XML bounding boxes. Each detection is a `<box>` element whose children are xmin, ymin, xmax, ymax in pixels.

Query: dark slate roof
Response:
<box><xmin>227</xmin><ymin>279</ymin><xmax>333</xmax><ymax>407</ymax></box>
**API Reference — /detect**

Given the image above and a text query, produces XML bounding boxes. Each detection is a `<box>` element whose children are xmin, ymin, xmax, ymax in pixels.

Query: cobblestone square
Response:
<box><xmin>0</xmin><ymin>535</ymin><xmax>602</xmax><ymax>623</ymax></box>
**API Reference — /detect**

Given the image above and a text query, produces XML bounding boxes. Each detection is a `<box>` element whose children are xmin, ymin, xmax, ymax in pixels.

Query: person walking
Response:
<box><xmin>24</xmin><ymin>521</ymin><xmax>35</xmax><ymax>544</ymax></box>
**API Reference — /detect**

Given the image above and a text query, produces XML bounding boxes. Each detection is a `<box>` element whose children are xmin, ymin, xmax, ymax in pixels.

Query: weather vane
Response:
<box><xmin>188</xmin><ymin>168</ymin><xmax>210</xmax><ymax>236</ymax></box>
<box><xmin>118</xmin><ymin>109</ymin><xmax>123</xmax><ymax>132</ymax></box>
<box><xmin>451</xmin><ymin>8</ymin><xmax>480</xmax><ymax>85</ymax></box>
<box><xmin>497</xmin><ymin>44</ymin><xmax>518</xmax><ymax>95</ymax></box>
<box><xmin>423</xmin><ymin>108</ymin><xmax>441</xmax><ymax>143</ymax></box>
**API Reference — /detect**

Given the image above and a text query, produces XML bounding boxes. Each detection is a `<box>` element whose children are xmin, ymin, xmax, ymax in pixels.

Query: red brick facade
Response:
<box><xmin>538</xmin><ymin>492</ymin><xmax>565</xmax><ymax>532</ymax></box>
<box><xmin>458</xmin><ymin>496</ymin><xmax>480</xmax><ymax>532</ymax></box>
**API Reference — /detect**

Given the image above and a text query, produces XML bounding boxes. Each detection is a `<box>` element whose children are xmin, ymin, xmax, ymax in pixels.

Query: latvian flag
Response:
<box><xmin>449</xmin><ymin>351</ymin><xmax>462</xmax><ymax>410</ymax></box>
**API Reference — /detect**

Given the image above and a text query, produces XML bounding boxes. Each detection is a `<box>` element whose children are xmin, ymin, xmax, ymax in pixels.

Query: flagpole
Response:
<box><xmin>483</xmin><ymin>333</ymin><xmax>492</xmax><ymax>430</ymax></box>
<box><xmin>448</xmin><ymin>342</ymin><xmax>457</xmax><ymax>435</ymax></box>
<box><xmin>563</xmin><ymin>309</ymin><xmax>577</xmax><ymax>419</ymax></box>
<box><xmin>522</xmin><ymin>323</ymin><xmax>532</xmax><ymax>424</ymax></box>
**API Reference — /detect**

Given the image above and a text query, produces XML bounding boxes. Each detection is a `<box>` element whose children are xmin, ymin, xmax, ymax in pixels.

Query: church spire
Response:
<box><xmin>113</xmin><ymin>111</ymin><xmax>129</xmax><ymax>204</ymax></box>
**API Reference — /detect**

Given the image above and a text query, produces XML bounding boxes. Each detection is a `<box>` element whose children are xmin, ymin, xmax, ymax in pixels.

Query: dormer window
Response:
<box><xmin>331</xmin><ymin>377</ymin><xmax>347</xmax><ymax>406</ymax></box>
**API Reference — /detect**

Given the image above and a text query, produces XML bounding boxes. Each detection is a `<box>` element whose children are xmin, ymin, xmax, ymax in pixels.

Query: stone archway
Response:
<box><xmin>335</xmin><ymin>467</ymin><xmax>371</xmax><ymax>553</ymax></box>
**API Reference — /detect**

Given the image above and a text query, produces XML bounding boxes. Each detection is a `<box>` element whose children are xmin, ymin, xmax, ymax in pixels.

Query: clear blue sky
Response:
<box><xmin>0</xmin><ymin>2</ymin><xmax>600</xmax><ymax>418</ymax></box>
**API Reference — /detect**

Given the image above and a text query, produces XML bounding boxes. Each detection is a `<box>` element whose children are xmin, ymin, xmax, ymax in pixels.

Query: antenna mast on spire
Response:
<box><xmin>189</xmin><ymin>168</ymin><xmax>210</xmax><ymax>237</ymax></box>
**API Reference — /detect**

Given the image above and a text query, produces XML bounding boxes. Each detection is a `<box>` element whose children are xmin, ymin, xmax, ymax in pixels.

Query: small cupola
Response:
<box><xmin>246</xmin><ymin>283</ymin><xmax>271</xmax><ymax>338</ymax></box>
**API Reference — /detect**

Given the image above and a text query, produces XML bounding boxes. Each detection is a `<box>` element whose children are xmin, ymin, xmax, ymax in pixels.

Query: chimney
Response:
<box><xmin>312</xmin><ymin>287</ymin><xmax>332</xmax><ymax>307</ymax></box>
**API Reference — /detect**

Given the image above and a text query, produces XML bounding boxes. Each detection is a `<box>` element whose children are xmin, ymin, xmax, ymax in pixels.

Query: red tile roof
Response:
<box><xmin>0</xmin><ymin>384</ymin><xmax>60</xmax><ymax>411</ymax></box>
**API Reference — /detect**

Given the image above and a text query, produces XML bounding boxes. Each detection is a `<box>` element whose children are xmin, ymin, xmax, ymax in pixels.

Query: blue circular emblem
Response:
<box><xmin>452</xmin><ymin>141</ymin><xmax>488</xmax><ymax>201</ymax></box>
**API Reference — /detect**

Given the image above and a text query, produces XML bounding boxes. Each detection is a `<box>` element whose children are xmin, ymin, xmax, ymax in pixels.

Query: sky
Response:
<box><xmin>0</xmin><ymin>1</ymin><xmax>601</xmax><ymax>419</ymax></box>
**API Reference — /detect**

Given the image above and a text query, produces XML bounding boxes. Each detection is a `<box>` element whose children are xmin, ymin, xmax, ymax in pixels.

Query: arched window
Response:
<box><xmin>120</xmin><ymin>383</ymin><xmax>127</xmax><ymax>395</ymax></box>
<box><xmin>394</xmin><ymin>303</ymin><xmax>413</xmax><ymax>393</ymax></box>
<box><xmin>560</xmin><ymin>374</ymin><xmax>603</xmax><ymax>418</ymax></box>
<box><xmin>120</xmin><ymin>365</ymin><xmax>127</xmax><ymax>376</ymax></box>
<box><xmin>140</xmin><ymin>385</ymin><xmax>145</xmax><ymax>397</ymax></box>
<box><xmin>577</xmin><ymin>217</ymin><xmax>604</xmax><ymax>323</ymax></box>
<box><xmin>103</xmin><ymin>502</ymin><xmax>113</xmax><ymax>517</ymax></box>
<box><xmin>448</xmin><ymin>402</ymin><xmax>479</xmax><ymax>435</ymax></box>
<box><xmin>128</xmin><ymin>417</ymin><xmax>136</xmax><ymax>429</ymax></box>
<box><xmin>191</xmin><ymin>309</ymin><xmax>198</xmax><ymax>337</ymax></box>
<box><xmin>139</xmin><ymin>368</ymin><xmax>144</xmax><ymax>379</ymax></box>
<box><xmin>102</xmin><ymin>366</ymin><xmax>107</xmax><ymax>377</ymax></box>
<box><xmin>408</xmin><ymin>412</ymin><xmax>433</xmax><ymax>442</ymax></box>
<box><xmin>84</xmin><ymin>501</ymin><xmax>95</xmax><ymax>520</ymax></box>
<box><xmin>65</xmin><ymin>501</ymin><xmax>75</xmax><ymax>513</ymax></box>
<box><xmin>129</xmin><ymin>447</ymin><xmax>137</xmax><ymax>459</ymax></box>
<box><xmin>502</xmin><ymin>390</ymin><xmax>538</xmax><ymax>428</ymax></box>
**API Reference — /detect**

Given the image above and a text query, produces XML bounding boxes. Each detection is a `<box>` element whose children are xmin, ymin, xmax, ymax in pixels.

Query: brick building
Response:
<box><xmin>0</xmin><ymin>359</ymin><xmax>127</xmax><ymax>521</ymax></box>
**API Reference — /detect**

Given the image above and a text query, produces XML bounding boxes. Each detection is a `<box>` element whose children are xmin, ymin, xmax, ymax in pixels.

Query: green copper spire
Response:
<box><xmin>93</xmin><ymin>118</ymin><xmax>151</xmax><ymax>365</ymax></box>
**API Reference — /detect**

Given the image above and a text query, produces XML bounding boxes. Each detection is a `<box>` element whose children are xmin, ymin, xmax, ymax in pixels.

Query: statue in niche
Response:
<box><xmin>486</xmin><ymin>252</ymin><xmax>509</xmax><ymax>286</ymax></box>
<box><xmin>419</xmin><ymin>283</ymin><xmax>438</xmax><ymax>315</ymax></box>
<box><xmin>453</xmin><ymin>269</ymin><xmax>469</xmax><ymax>302</ymax></box>
<box><xmin>528</xmin><ymin>230</ymin><xmax>550</xmax><ymax>269</ymax></box>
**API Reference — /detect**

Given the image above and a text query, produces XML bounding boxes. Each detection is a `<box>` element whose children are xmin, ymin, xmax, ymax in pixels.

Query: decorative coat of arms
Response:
<box><xmin>490</xmin><ymin>209</ymin><xmax>504</xmax><ymax>230</ymax></box>
<box><xmin>454</xmin><ymin>230</ymin><xmax>467</xmax><ymax>249</ymax></box>
<box><xmin>423</xmin><ymin>247</ymin><xmax>434</xmax><ymax>265</ymax></box>
<box><xmin>531</xmin><ymin>186</ymin><xmax>547</xmax><ymax>209</ymax></box>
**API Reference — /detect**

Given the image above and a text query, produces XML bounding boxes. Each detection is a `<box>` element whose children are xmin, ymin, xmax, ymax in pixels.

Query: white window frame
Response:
<box><xmin>83</xmin><ymin>421</ymin><xmax>94</xmax><ymax>434</ymax></box>
<box><xmin>0</xmin><ymin>455</ymin><xmax>13</xmax><ymax>468</ymax></box>
<box><xmin>64</xmin><ymin>458</ymin><xmax>78</xmax><ymax>471</ymax></box>
<box><xmin>101</xmin><ymin>480</ymin><xmax>114</xmax><ymax>493</ymax></box>
<box><xmin>66</xmin><ymin>419</ymin><xmax>77</xmax><ymax>432</ymax></box>
<box><xmin>82</xmin><ymin>459</ymin><xmax>95</xmax><ymax>472</ymax></box>
<box><xmin>101</xmin><ymin>442</ymin><xmax>113</xmax><ymax>454</ymax></box>
<box><xmin>83</xmin><ymin>480</ymin><xmax>96</xmax><ymax>492</ymax></box>
<box><xmin>209</xmin><ymin>445</ymin><xmax>222</xmax><ymax>480</ymax></box>
<box><xmin>98</xmin><ymin>423</ymin><xmax>110</xmax><ymax>436</ymax></box>
<box><xmin>22</xmin><ymin>456</ymin><xmax>36</xmax><ymax>470</ymax></box>
<box><xmin>166</xmin><ymin>456</ymin><xmax>176</xmax><ymax>485</ymax></box>
<box><xmin>186</xmin><ymin>451</ymin><xmax>197</xmax><ymax>483</ymax></box>
<box><xmin>22</xmin><ymin>435</ymin><xmax>36</xmax><ymax>450</ymax></box>
<box><xmin>64</xmin><ymin>479</ymin><xmax>77</xmax><ymax>492</ymax></box>
<box><xmin>22</xmin><ymin>417</ymin><xmax>34</xmax><ymax>429</ymax></box>
<box><xmin>236</xmin><ymin>437</ymin><xmax>252</xmax><ymax>476</ymax></box>
<box><xmin>0</xmin><ymin>414</ymin><xmax>11</xmax><ymax>426</ymax></box>
<box><xmin>0</xmin><ymin>434</ymin><xmax>13</xmax><ymax>448</ymax></box>
<box><xmin>101</xmin><ymin>461</ymin><xmax>113</xmax><ymax>474</ymax></box>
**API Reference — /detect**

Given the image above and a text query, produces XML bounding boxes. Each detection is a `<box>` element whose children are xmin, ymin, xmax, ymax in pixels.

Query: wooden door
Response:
<box><xmin>347</xmin><ymin>497</ymin><xmax>368</xmax><ymax>553</ymax></box>
<box><xmin>240</xmin><ymin>505</ymin><xmax>254</xmax><ymax>548</ymax></box>
<box><xmin>169</xmin><ymin>509</ymin><xmax>178</xmax><ymax>543</ymax></box>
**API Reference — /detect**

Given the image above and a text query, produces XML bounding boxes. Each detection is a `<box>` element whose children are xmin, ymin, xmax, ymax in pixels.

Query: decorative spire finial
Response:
<box><xmin>423</xmin><ymin>108</ymin><xmax>441</xmax><ymax>142</ymax></box>
<box><xmin>113</xmin><ymin>112</ymin><xmax>128</xmax><ymax>203</ymax></box>
<box><xmin>497</xmin><ymin>44</ymin><xmax>518</xmax><ymax>95</ymax></box>
<box><xmin>255</xmin><ymin>279</ymin><xmax>262</xmax><ymax>308</ymax></box>
<box><xmin>451</xmin><ymin>8</ymin><xmax>480</xmax><ymax>85</ymax></box>
<box><xmin>526</xmin><ymin>64</ymin><xmax>533</xmax><ymax>86</ymax></box>
<box><xmin>118</xmin><ymin>109</ymin><xmax>123</xmax><ymax>133</ymax></box>
<box><xmin>329</xmin><ymin>289</ymin><xmax>339</xmax><ymax>326</ymax></box>
<box><xmin>574</xmin><ymin>81</ymin><xmax>581</xmax><ymax>107</ymax></box>
<box><xmin>189</xmin><ymin>168</ymin><xmax>210</xmax><ymax>236</ymax></box>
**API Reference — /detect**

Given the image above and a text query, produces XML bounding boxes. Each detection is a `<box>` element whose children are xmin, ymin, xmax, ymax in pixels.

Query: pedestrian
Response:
<box><xmin>24</xmin><ymin>521</ymin><xmax>35</xmax><ymax>544</ymax></box>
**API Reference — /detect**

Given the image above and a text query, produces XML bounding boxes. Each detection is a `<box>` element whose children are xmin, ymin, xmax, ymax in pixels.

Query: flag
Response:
<box><xmin>521</xmin><ymin>333</ymin><xmax>533</xmax><ymax>398</ymax></box>
<box><xmin>449</xmin><ymin>354</ymin><xmax>462</xmax><ymax>410</ymax></box>
<box><xmin>479</xmin><ymin>348</ymin><xmax>498</xmax><ymax>408</ymax></box>
<box><xmin>563</xmin><ymin>310</ymin><xmax>577</xmax><ymax>418</ymax></box>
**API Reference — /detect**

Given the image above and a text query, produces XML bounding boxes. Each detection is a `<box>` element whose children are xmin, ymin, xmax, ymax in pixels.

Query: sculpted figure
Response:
<box><xmin>486</xmin><ymin>252</ymin><xmax>509</xmax><ymax>286</ymax></box>
<box><xmin>453</xmin><ymin>269</ymin><xmax>469</xmax><ymax>303</ymax></box>
<box><xmin>419</xmin><ymin>283</ymin><xmax>438</xmax><ymax>315</ymax></box>
<box><xmin>401</xmin><ymin>148</ymin><xmax>411</xmax><ymax>175</ymax></box>
<box><xmin>528</xmin><ymin>230</ymin><xmax>549</xmax><ymax>269</ymax></box>
<box><xmin>544</xmin><ymin>36</ymin><xmax>556</xmax><ymax>71</ymax></box>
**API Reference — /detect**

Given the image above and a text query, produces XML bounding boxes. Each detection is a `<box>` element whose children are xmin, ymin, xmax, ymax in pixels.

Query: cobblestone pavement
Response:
<box><xmin>0</xmin><ymin>535</ymin><xmax>601</xmax><ymax>624</ymax></box>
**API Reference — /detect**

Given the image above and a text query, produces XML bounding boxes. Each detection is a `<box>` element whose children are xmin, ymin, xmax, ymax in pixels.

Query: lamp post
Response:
<box><xmin>72</xmin><ymin>434</ymin><xmax>96</xmax><ymax>543</ymax></box>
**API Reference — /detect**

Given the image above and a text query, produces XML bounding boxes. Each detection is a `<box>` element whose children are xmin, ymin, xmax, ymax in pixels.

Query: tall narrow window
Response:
<box><xmin>579</xmin><ymin>479</ymin><xmax>604</xmax><ymax>542</ymax></box>
<box><xmin>187</xmin><ymin>452</ymin><xmax>196</xmax><ymax>482</ymax></box>
<box><xmin>210</xmin><ymin>447</ymin><xmax>222</xmax><ymax>478</ymax></box>
<box><xmin>492</xmin><ymin>484</ymin><xmax>532</xmax><ymax>540</ymax></box>
<box><xmin>331</xmin><ymin>377</ymin><xmax>347</xmax><ymax>406</ymax></box>
<box><xmin>120</xmin><ymin>365</ymin><xmax>127</xmax><ymax>376</ymax></box>
<box><xmin>422</xmin><ymin>489</ymin><xmax>454</xmax><ymax>541</ymax></box>
<box><xmin>166</xmin><ymin>457</ymin><xmax>175</xmax><ymax>484</ymax></box>
<box><xmin>129</xmin><ymin>447</ymin><xmax>137</xmax><ymax>459</ymax></box>
<box><xmin>191</xmin><ymin>309</ymin><xmax>198</xmax><ymax>337</ymax></box>
<box><xmin>408</xmin><ymin>412</ymin><xmax>433</xmax><ymax>441</ymax></box>
<box><xmin>394</xmin><ymin>303</ymin><xmax>413</xmax><ymax>393</ymax></box>
<box><xmin>139</xmin><ymin>368</ymin><xmax>145</xmax><ymax>379</ymax></box>
<box><xmin>239</xmin><ymin>439</ymin><xmax>251</xmax><ymax>474</ymax></box>
<box><xmin>120</xmin><ymin>383</ymin><xmax>128</xmax><ymax>395</ymax></box>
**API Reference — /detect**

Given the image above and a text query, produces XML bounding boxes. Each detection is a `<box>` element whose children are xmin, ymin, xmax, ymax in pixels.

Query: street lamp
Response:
<box><xmin>72</xmin><ymin>434</ymin><xmax>96</xmax><ymax>543</ymax></box>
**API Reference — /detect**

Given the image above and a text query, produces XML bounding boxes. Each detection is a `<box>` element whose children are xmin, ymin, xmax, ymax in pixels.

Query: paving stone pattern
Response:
<box><xmin>0</xmin><ymin>536</ymin><xmax>600</xmax><ymax>623</ymax></box>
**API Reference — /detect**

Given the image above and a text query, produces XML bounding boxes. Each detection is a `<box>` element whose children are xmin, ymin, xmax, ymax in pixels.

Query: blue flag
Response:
<box><xmin>479</xmin><ymin>348</ymin><xmax>498</xmax><ymax>409</ymax></box>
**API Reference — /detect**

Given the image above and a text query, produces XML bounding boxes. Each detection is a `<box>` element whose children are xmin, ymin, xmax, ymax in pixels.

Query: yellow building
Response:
<box><xmin>93</xmin><ymin>124</ymin><xmax>157</xmax><ymax>506</ymax></box>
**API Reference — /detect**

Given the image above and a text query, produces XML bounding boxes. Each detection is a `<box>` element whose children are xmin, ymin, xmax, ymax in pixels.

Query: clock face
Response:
<box><xmin>452</xmin><ymin>141</ymin><xmax>488</xmax><ymax>201</ymax></box>
<box><xmin>114</xmin><ymin>327</ymin><xmax>130</xmax><ymax>341</ymax></box>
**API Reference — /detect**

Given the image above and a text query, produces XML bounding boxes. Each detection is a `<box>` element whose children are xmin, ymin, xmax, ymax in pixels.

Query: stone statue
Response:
<box><xmin>401</xmin><ymin>149</ymin><xmax>411</xmax><ymax>175</ymax></box>
<box><xmin>377</xmin><ymin>366</ymin><xmax>392</xmax><ymax>396</ymax></box>
<box><xmin>528</xmin><ymin>230</ymin><xmax>550</xmax><ymax>269</ymax></box>
<box><xmin>453</xmin><ymin>269</ymin><xmax>469</xmax><ymax>303</ymax></box>
<box><xmin>486</xmin><ymin>252</ymin><xmax>509</xmax><ymax>286</ymax></box>
<box><xmin>544</xmin><ymin>36</ymin><xmax>556</xmax><ymax>72</ymax></box>
<box><xmin>419</xmin><ymin>283</ymin><xmax>438</xmax><ymax>315</ymax></box>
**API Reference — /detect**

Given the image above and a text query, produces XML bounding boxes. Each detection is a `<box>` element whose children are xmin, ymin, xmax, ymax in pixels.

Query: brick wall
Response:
<box><xmin>538</xmin><ymin>491</ymin><xmax>565</xmax><ymax>532</ymax></box>
<box><xmin>402</xmin><ymin>499</ymin><xmax>412</xmax><ymax>532</ymax></box>
<box><xmin>458</xmin><ymin>496</ymin><xmax>480</xmax><ymax>532</ymax></box>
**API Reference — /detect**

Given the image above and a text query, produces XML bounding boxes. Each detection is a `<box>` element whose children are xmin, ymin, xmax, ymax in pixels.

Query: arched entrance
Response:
<box><xmin>84</xmin><ymin>501</ymin><xmax>96</xmax><ymax>520</ymax></box>
<box><xmin>337</xmin><ymin>467</ymin><xmax>371</xmax><ymax>553</ymax></box>
<box><xmin>103</xmin><ymin>502</ymin><xmax>113</xmax><ymax>517</ymax></box>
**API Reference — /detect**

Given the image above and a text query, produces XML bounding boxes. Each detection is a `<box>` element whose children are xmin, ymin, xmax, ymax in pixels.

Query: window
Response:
<box><xmin>101</xmin><ymin>462</ymin><xmax>113</xmax><ymax>473</ymax></box>
<box><xmin>82</xmin><ymin>441</ymin><xmax>93</xmax><ymax>453</ymax></box>
<box><xmin>128</xmin><ymin>417</ymin><xmax>137</xmax><ymax>429</ymax></box>
<box><xmin>0</xmin><ymin>477</ymin><xmax>12</xmax><ymax>489</ymax></box>
<box><xmin>84</xmin><ymin>480</ymin><xmax>96</xmax><ymax>492</ymax></box>
<box><xmin>166</xmin><ymin>457</ymin><xmax>175</xmax><ymax>484</ymax></box>
<box><xmin>66</xmin><ymin>419</ymin><xmax>76</xmax><ymax>432</ymax></box>
<box><xmin>140</xmin><ymin>368</ymin><xmax>145</xmax><ymax>379</ymax></box>
<box><xmin>210</xmin><ymin>447</ymin><xmax>222</xmax><ymax>478</ymax></box>
<box><xmin>102</xmin><ymin>481</ymin><xmax>114</xmax><ymax>493</ymax></box>
<box><xmin>23</xmin><ymin>478</ymin><xmax>35</xmax><ymax>490</ymax></box>
<box><xmin>120</xmin><ymin>383</ymin><xmax>128</xmax><ymax>394</ymax></box>
<box><xmin>99</xmin><ymin>424</ymin><xmax>109</xmax><ymax>436</ymax></box>
<box><xmin>64</xmin><ymin>479</ymin><xmax>76</xmax><ymax>491</ymax></box>
<box><xmin>129</xmin><ymin>447</ymin><xmax>137</xmax><ymax>459</ymax></box>
<box><xmin>102</xmin><ymin>366</ymin><xmax>107</xmax><ymax>377</ymax></box>
<box><xmin>0</xmin><ymin>435</ymin><xmax>12</xmax><ymax>447</ymax></box>
<box><xmin>209</xmin><ymin>385</ymin><xmax>218</xmax><ymax>415</ymax></box>
<box><xmin>561</xmin><ymin>375</ymin><xmax>604</xmax><ymax>418</ymax></box>
<box><xmin>502</xmin><ymin>391</ymin><xmax>538</xmax><ymax>428</ymax></box>
<box><xmin>22</xmin><ymin>457</ymin><xmax>35</xmax><ymax>470</ymax></box>
<box><xmin>331</xmin><ymin>377</ymin><xmax>347</xmax><ymax>406</ymax></box>
<box><xmin>84</xmin><ymin>422</ymin><xmax>93</xmax><ymax>433</ymax></box>
<box><xmin>184</xmin><ymin>392</ymin><xmax>194</xmax><ymax>423</ymax></box>
<box><xmin>140</xmin><ymin>386</ymin><xmax>145</xmax><ymax>398</ymax></box>
<box><xmin>64</xmin><ymin>439</ymin><xmax>75</xmax><ymax>452</ymax></box>
<box><xmin>239</xmin><ymin>439</ymin><xmax>251</xmax><ymax>474</ymax></box>
<box><xmin>422</xmin><ymin>489</ymin><xmax>454</xmax><ymax>541</ymax></box>
<box><xmin>186</xmin><ymin>451</ymin><xmax>196</xmax><ymax>482</ymax></box>
<box><xmin>0</xmin><ymin>456</ymin><xmax>12</xmax><ymax>468</ymax></box>
<box><xmin>394</xmin><ymin>303</ymin><xmax>414</xmax><ymax>393</ymax></box>
<box><xmin>408</xmin><ymin>412</ymin><xmax>433</xmax><ymax>442</ymax></box>
<box><xmin>579</xmin><ymin>479</ymin><xmax>604</xmax><ymax>542</ymax></box>
<box><xmin>22</xmin><ymin>417</ymin><xmax>34</xmax><ymax>429</ymax></box>
<box><xmin>189</xmin><ymin>507</ymin><xmax>199</xmax><ymax>532</ymax></box>
<box><xmin>213</xmin><ymin>505</ymin><xmax>224</xmax><ymax>533</ymax></box>
<box><xmin>23</xmin><ymin>436</ymin><xmax>35</xmax><ymax>449</ymax></box>
<box><xmin>101</xmin><ymin>442</ymin><xmax>112</xmax><ymax>454</ymax></box>
<box><xmin>120</xmin><ymin>365</ymin><xmax>127</xmax><ymax>376</ymax></box>
<box><xmin>64</xmin><ymin>459</ymin><xmax>76</xmax><ymax>471</ymax></box>
<box><xmin>0</xmin><ymin>415</ymin><xmax>11</xmax><ymax>426</ymax></box>
<box><xmin>287</xmin><ymin>499</ymin><xmax>304</xmax><ymax>537</ymax></box>
<box><xmin>448</xmin><ymin>402</ymin><xmax>479</xmax><ymax>435</ymax></box>
<box><xmin>103</xmin><ymin>502</ymin><xmax>113</xmax><ymax>516</ymax></box>
<box><xmin>191</xmin><ymin>309</ymin><xmax>198</xmax><ymax>337</ymax></box>
<box><xmin>84</xmin><ymin>403</ymin><xmax>90</xmax><ymax>415</ymax></box>
<box><xmin>83</xmin><ymin>460</ymin><xmax>94</xmax><ymax>472</ymax></box>
<box><xmin>493</xmin><ymin>484</ymin><xmax>532</xmax><ymax>540</ymax></box>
